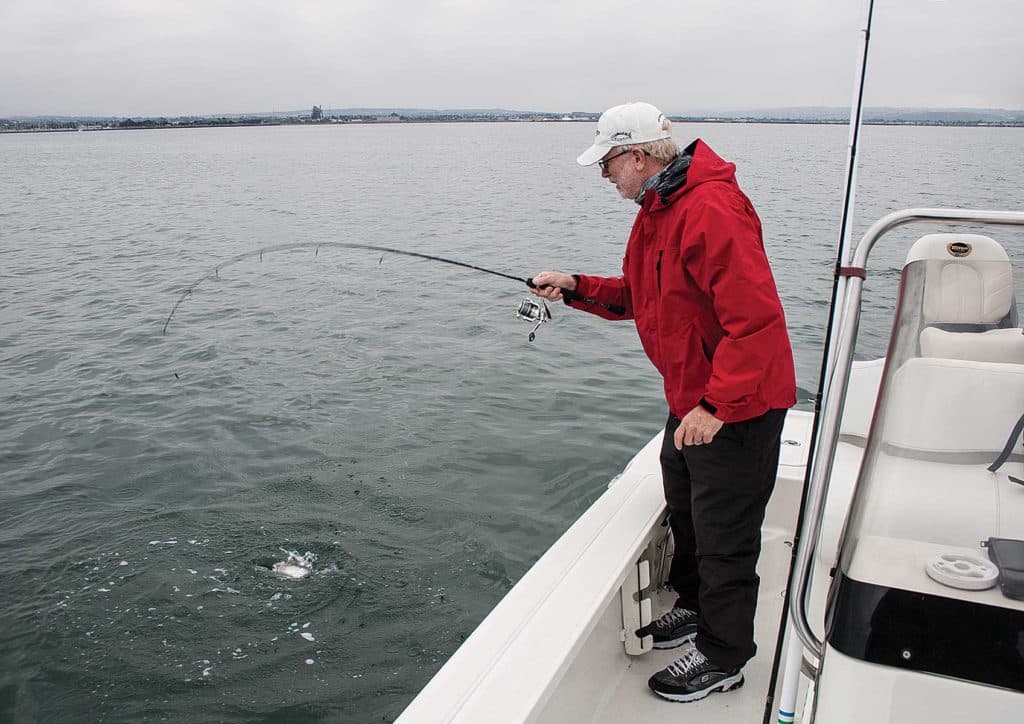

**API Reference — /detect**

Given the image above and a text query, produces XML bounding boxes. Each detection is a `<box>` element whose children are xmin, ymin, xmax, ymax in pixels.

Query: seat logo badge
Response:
<box><xmin>947</xmin><ymin>241</ymin><xmax>972</xmax><ymax>257</ymax></box>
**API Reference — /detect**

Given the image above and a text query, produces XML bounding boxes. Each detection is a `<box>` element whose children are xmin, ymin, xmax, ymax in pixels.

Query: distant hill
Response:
<box><xmin>321</xmin><ymin>107</ymin><xmax>538</xmax><ymax>117</ymax></box>
<box><xmin>5</xmin><ymin>106</ymin><xmax>1023</xmax><ymax>128</ymax></box>
<box><xmin>255</xmin><ymin>106</ymin><xmax>1024</xmax><ymax>123</ymax></box>
<box><xmin>678</xmin><ymin>106</ymin><xmax>1024</xmax><ymax>123</ymax></box>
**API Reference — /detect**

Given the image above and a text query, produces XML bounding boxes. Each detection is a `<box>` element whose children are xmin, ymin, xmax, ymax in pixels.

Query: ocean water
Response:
<box><xmin>1</xmin><ymin>121</ymin><xmax>1021</xmax><ymax>722</ymax></box>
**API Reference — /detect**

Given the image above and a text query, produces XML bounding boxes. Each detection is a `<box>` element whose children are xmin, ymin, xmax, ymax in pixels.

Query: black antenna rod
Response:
<box><xmin>761</xmin><ymin>2</ymin><xmax>875</xmax><ymax>723</ymax></box>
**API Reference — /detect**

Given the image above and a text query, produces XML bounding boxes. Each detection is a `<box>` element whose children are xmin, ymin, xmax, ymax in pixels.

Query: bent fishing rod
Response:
<box><xmin>161</xmin><ymin>241</ymin><xmax>627</xmax><ymax>341</ymax></box>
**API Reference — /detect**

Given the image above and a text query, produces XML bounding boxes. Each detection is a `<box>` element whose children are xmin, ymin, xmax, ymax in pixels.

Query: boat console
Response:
<box><xmin>804</xmin><ymin>224</ymin><xmax>1024</xmax><ymax>721</ymax></box>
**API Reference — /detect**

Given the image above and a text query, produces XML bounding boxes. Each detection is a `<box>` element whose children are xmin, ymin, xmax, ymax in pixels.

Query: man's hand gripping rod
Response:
<box><xmin>524</xmin><ymin>278</ymin><xmax>627</xmax><ymax>316</ymax></box>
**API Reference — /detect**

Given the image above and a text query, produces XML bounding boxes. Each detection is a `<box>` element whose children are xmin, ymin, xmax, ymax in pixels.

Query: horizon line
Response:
<box><xmin>4</xmin><ymin>104</ymin><xmax>1024</xmax><ymax>120</ymax></box>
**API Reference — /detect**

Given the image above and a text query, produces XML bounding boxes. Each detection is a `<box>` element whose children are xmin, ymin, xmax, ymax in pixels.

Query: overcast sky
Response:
<box><xmin>1</xmin><ymin>0</ymin><xmax>1019</xmax><ymax>117</ymax></box>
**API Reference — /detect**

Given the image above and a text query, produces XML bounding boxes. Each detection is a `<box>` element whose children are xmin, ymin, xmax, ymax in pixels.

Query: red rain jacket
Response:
<box><xmin>569</xmin><ymin>140</ymin><xmax>796</xmax><ymax>422</ymax></box>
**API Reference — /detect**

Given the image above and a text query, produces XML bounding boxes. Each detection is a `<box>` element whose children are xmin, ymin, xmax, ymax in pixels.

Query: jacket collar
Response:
<box><xmin>634</xmin><ymin>140</ymin><xmax>698</xmax><ymax>206</ymax></box>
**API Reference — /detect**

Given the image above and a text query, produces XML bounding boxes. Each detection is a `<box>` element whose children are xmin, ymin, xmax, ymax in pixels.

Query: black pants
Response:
<box><xmin>660</xmin><ymin>408</ymin><xmax>786</xmax><ymax>670</ymax></box>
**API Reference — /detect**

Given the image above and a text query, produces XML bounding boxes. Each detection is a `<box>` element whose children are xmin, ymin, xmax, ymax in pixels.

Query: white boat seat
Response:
<box><xmin>821</xmin><ymin>356</ymin><xmax>1024</xmax><ymax>565</ymax></box>
<box><xmin>859</xmin><ymin>356</ymin><xmax>1024</xmax><ymax>547</ymax></box>
<box><xmin>861</xmin><ymin>455</ymin><xmax>1005</xmax><ymax>548</ymax></box>
<box><xmin>882</xmin><ymin>357</ymin><xmax>1024</xmax><ymax>460</ymax></box>
<box><xmin>820</xmin><ymin>235</ymin><xmax>1019</xmax><ymax>565</ymax></box>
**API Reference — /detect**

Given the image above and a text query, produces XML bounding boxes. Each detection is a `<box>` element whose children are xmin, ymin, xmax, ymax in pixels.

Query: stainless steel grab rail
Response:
<box><xmin>787</xmin><ymin>208</ymin><xmax>1024</xmax><ymax>658</ymax></box>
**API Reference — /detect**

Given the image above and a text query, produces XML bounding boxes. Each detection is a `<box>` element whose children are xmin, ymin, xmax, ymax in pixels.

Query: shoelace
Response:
<box><xmin>667</xmin><ymin>648</ymin><xmax>708</xmax><ymax>679</ymax></box>
<box><xmin>656</xmin><ymin>606</ymin><xmax>696</xmax><ymax>627</ymax></box>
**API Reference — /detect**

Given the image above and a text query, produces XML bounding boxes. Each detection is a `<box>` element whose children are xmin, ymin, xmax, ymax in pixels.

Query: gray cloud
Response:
<box><xmin>1</xmin><ymin>0</ymin><xmax>1019</xmax><ymax>116</ymax></box>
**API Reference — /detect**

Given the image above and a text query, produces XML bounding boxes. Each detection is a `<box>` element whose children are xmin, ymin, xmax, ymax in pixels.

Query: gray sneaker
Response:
<box><xmin>635</xmin><ymin>606</ymin><xmax>698</xmax><ymax>649</ymax></box>
<box><xmin>648</xmin><ymin>648</ymin><xmax>744</xmax><ymax>703</ymax></box>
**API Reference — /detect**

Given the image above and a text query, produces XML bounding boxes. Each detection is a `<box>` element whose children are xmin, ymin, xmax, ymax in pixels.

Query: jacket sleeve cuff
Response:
<box><xmin>562</xmin><ymin>274</ymin><xmax>582</xmax><ymax>306</ymax></box>
<box><xmin>698</xmin><ymin>397</ymin><xmax>718</xmax><ymax>415</ymax></box>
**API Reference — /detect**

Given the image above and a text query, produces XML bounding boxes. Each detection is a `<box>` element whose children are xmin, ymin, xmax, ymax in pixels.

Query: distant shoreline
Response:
<box><xmin>0</xmin><ymin>121</ymin><xmax>281</xmax><ymax>134</ymax></box>
<box><xmin>3</xmin><ymin>116</ymin><xmax>1023</xmax><ymax>135</ymax></box>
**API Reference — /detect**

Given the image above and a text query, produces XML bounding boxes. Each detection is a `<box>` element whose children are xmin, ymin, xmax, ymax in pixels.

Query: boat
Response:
<box><xmin>396</xmin><ymin>4</ymin><xmax>1024</xmax><ymax>721</ymax></box>
<box><xmin>395</xmin><ymin>211</ymin><xmax>1023</xmax><ymax>723</ymax></box>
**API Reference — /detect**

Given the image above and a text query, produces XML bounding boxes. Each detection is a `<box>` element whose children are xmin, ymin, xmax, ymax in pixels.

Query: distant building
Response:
<box><xmin>311</xmin><ymin>105</ymin><xmax>323</xmax><ymax>121</ymax></box>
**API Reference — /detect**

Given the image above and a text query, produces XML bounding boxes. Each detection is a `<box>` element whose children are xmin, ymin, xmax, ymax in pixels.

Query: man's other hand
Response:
<box><xmin>674</xmin><ymin>405</ymin><xmax>724</xmax><ymax>449</ymax></box>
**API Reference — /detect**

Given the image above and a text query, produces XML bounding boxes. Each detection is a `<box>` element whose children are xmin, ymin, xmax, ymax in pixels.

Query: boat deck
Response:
<box><xmin>555</xmin><ymin>520</ymin><xmax>801</xmax><ymax>723</ymax></box>
<box><xmin>397</xmin><ymin>412</ymin><xmax>813</xmax><ymax>724</ymax></box>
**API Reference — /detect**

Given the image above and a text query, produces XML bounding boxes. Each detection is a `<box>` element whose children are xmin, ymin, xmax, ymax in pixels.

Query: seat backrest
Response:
<box><xmin>880</xmin><ymin>357</ymin><xmax>1024</xmax><ymax>460</ymax></box>
<box><xmin>906</xmin><ymin>233</ymin><xmax>1015</xmax><ymax>328</ymax></box>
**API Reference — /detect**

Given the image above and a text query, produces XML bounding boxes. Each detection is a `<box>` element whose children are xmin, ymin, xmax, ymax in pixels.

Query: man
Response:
<box><xmin>531</xmin><ymin>101</ymin><xmax>796</xmax><ymax>703</ymax></box>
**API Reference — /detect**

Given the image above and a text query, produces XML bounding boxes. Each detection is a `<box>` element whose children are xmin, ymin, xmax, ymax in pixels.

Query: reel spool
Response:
<box><xmin>516</xmin><ymin>298</ymin><xmax>551</xmax><ymax>342</ymax></box>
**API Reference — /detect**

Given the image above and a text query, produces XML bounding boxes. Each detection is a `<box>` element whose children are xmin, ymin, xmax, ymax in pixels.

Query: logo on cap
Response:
<box><xmin>611</xmin><ymin>131</ymin><xmax>633</xmax><ymax>141</ymax></box>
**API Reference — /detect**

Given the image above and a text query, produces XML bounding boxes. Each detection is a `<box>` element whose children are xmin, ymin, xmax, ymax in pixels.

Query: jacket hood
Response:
<box><xmin>644</xmin><ymin>139</ymin><xmax>738</xmax><ymax>208</ymax></box>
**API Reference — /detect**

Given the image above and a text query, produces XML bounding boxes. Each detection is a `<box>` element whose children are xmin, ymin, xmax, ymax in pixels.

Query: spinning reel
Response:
<box><xmin>516</xmin><ymin>298</ymin><xmax>551</xmax><ymax>342</ymax></box>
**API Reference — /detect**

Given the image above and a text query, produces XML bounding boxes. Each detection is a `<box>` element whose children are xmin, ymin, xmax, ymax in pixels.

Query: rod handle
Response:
<box><xmin>525</xmin><ymin>278</ymin><xmax>626</xmax><ymax>315</ymax></box>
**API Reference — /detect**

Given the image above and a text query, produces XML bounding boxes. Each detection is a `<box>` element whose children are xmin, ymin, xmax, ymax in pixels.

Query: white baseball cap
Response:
<box><xmin>576</xmin><ymin>102</ymin><xmax>672</xmax><ymax>166</ymax></box>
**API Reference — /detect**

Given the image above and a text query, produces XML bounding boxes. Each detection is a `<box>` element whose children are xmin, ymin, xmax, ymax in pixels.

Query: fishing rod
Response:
<box><xmin>160</xmin><ymin>241</ymin><xmax>626</xmax><ymax>341</ymax></box>
<box><xmin>763</xmin><ymin>2</ymin><xmax>876</xmax><ymax>723</ymax></box>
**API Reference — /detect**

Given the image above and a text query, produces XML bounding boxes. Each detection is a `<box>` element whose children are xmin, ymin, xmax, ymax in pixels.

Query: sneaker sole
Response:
<box><xmin>651</xmin><ymin>632</ymin><xmax>696</xmax><ymax>650</ymax></box>
<box><xmin>649</xmin><ymin>672</ymin><xmax>744</xmax><ymax>703</ymax></box>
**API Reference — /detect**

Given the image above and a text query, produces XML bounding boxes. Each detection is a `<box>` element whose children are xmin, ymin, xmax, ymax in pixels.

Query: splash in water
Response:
<box><xmin>271</xmin><ymin>548</ymin><xmax>316</xmax><ymax>579</ymax></box>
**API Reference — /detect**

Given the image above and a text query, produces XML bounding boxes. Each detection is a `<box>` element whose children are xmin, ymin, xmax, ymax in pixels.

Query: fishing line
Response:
<box><xmin>160</xmin><ymin>241</ymin><xmax>625</xmax><ymax>339</ymax></box>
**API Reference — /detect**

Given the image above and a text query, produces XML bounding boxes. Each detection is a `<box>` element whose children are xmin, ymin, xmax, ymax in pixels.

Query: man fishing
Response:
<box><xmin>531</xmin><ymin>101</ymin><xmax>796</xmax><ymax>703</ymax></box>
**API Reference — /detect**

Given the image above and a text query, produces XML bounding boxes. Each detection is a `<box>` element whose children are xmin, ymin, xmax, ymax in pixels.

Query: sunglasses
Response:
<box><xmin>598</xmin><ymin>148</ymin><xmax>645</xmax><ymax>171</ymax></box>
